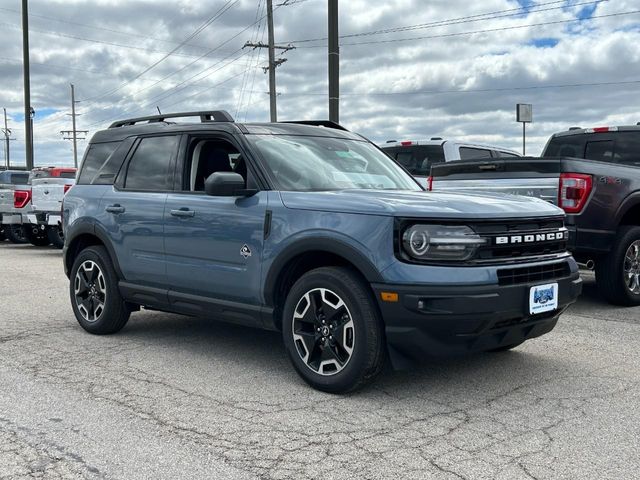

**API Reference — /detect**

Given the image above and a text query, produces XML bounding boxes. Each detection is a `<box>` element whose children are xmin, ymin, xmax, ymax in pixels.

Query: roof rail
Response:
<box><xmin>108</xmin><ymin>110</ymin><xmax>234</xmax><ymax>128</ymax></box>
<box><xmin>279</xmin><ymin>120</ymin><xmax>349</xmax><ymax>131</ymax></box>
<box><xmin>568</xmin><ymin>126</ymin><xmax>582</xmax><ymax>131</ymax></box>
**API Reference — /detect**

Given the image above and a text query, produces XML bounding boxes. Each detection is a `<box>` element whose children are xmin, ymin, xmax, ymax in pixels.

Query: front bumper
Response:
<box><xmin>26</xmin><ymin>212</ymin><xmax>61</xmax><ymax>226</ymax></box>
<box><xmin>372</xmin><ymin>272</ymin><xmax>582</xmax><ymax>368</ymax></box>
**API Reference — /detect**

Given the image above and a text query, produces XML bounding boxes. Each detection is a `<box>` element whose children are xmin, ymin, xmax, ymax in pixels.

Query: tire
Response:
<box><xmin>24</xmin><ymin>225</ymin><xmax>51</xmax><ymax>246</ymax></box>
<box><xmin>5</xmin><ymin>224</ymin><xmax>27</xmax><ymax>244</ymax></box>
<box><xmin>282</xmin><ymin>267</ymin><xmax>385</xmax><ymax>393</ymax></box>
<box><xmin>47</xmin><ymin>225</ymin><xmax>65</xmax><ymax>249</ymax></box>
<box><xmin>0</xmin><ymin>226</ymin><xmax>5</xmax><ymax>242</ymax></box>
<box><xmin>595</xmin><ymin>225</ymin><xmax>640</xmax><ymax>306</ymax></box>
<box><xmin>69</xmin><ymin>246</ymin><xmax>131</xmax><ymax>334</ymax></box>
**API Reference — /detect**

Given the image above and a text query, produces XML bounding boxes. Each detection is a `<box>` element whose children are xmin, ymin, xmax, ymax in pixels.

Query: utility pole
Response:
<box><xmin>2</xmin><ymin>108</ymin><xmax>15</xmax><ymax>169</ymax></box>
<box><xmin>61</xmin><ymin>85</ymin><xmax>87</xmax><ymax>167</ymax></box>
<box><xmin>243</xmin><ymin>0</ymin><xmax>294</xmax><ymax>122</ymax></box>
<box><xmin>328</xmin><ymin>0</ymin><xmax>339</xmax><ymax>123</ymax></box>
<box><xmin>22</xmin><ymin>0</ymin><xmax>33</xmax><ymax>170</ymax></box>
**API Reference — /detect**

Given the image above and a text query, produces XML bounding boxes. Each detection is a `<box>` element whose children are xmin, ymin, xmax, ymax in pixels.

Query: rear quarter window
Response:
<box><xmin>77</xmin><ymin>141</ymin><xmax>123</xmax><ymax>185</ymax></box>
<box><xmin>459</xmin><ymin>147</ymin><xmax>493</xmax><ymax>160</ymax></box>
<box><xmin>382</xmin><ymin>145</ymin><xmax>445</xmax><ymax>176</ymax></box>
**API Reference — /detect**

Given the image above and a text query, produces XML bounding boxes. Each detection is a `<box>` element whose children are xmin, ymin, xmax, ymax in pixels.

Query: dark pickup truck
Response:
<box><xmin>429</xmin><ymin>125</ymin><xmax>640</xmax><ymax>306</ymax></box>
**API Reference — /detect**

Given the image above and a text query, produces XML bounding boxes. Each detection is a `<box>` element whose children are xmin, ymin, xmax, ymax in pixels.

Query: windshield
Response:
<box><xmin>248</xmin><ymin>135</ymin><xmax>421</xmax><ymax>192</ymax></box>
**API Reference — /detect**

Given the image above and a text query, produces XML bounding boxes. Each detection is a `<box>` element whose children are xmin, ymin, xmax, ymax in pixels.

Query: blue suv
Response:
<box><xmin>63</xmin><ymin>111</ymin><xmax>582</xmax><ymax>392</ymax></box>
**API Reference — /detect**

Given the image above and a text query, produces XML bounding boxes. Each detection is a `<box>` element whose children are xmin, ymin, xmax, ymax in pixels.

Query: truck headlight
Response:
<box><xmin>401</xmin><ymin>224</ymin><xmax>486</xmax><ymax>262</ymax></box>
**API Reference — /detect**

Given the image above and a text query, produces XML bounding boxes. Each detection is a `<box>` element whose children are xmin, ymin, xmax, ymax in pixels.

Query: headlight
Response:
<box><xmin>401</xmin><ymin>224</ymin><xmax>486</xmax><ymax>262</ymax></box>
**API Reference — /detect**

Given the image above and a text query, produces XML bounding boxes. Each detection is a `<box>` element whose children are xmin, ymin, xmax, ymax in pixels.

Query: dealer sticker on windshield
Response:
<box><xmin>529</xmin><ymin>283</ymin><xmax>558</xmax><ymax>315</ymax></box>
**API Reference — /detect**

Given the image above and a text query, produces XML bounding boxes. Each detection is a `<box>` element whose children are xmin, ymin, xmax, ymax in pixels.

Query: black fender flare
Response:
<box><xmin>614</xmin><ymin>192</ymin><xmax>640</xmax><ymax>226</ymax></box>
<box><xmin>64</xmin><ymin>219</ymin><xmax>125</xmax><ymax>280</ymax></box>
<box><xmin>263</xmin><ymin>237</ymin><xmax>383</xmax><ymax>307</ymax></box>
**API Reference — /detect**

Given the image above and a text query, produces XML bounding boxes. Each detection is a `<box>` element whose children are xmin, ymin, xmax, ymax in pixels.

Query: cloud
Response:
<box><xmin>0</xmin><ymin>0</ymin><xmax>639</xmax><ymax>166</ymax></box>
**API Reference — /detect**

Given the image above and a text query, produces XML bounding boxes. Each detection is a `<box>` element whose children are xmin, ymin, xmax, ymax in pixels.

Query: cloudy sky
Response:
<box><xmin>0</xmin><ymin>0</ymin><xmax>639</xmax><ymax>167</ymax></box>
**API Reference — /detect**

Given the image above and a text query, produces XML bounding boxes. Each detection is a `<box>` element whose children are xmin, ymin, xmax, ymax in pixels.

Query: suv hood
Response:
<box><xmin>279</xmin><ymin>190</ymin><xmax>564</xmax><ymax>218</ymax></box>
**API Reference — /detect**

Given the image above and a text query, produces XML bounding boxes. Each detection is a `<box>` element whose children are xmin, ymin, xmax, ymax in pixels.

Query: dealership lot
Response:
<box><xmin>1</xmin><ymin>243</ymin><xmax>639</xmax><ymax>480</ymax></box>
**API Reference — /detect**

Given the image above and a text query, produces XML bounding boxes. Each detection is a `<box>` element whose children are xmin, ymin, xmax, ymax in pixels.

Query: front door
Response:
<box><xmin>163</xmin><ymin>135</ymin><xmax>267</xmax><ymax>308</ymax></box>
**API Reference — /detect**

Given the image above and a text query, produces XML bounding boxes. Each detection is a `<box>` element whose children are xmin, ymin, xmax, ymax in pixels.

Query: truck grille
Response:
<box><xmin>473</xmin><ymin>218</ymin><xmax>567</xmax><ymax>262</ymax></box>
<box><xmin>497</xmin><ymin>261</ymin><xmax>570</xmax><ymax>286</ymax></box>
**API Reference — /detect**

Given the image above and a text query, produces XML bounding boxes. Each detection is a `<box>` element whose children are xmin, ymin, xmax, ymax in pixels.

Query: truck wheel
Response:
<box><xmin>0</xmin><ymin>226</ymin><xmax>5</xmax><ymax>242</ymax></box>
<box><xmin>596</xmin><ymin>226</ymin><xmax>640</xmax><ymax>306</ymax></box>
<box><xmin>24</xmin><ymin>225</ymin><xmax>51</xmax><ymax>246</ymax></box>
<box><xmin>5</xmin><ymin>225</ymin><xmax>27</xmax><ymax>244</ymax></box>
<box><xmin>282</xmin><ymin>267</ymin><xmax>385</xmax><ymax>393</ymax></box>
<box><xmin>47</xmin><ymin>225</ymin><xmax>65</xmax><ymax>249</ymax></box>
<box><xmin>69</xmin><ymin>246</ymin><xmax>131</xmax><ymax>334</ymax></box>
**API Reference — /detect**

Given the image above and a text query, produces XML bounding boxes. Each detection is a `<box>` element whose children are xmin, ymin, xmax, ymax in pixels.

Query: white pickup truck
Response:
<box><xmin>0</xmin><ymin>170</ymin><xmax>31</xmax><ymax>244</ymax></box>
<box><xmin>380</xmin><ymin>138</ymin><xmax>521</xmax><ymax>187</ymax></box>
<box><xmin>26</xmin><ymin>167</ymin><xmax>76</xmax><ymax>248</ymax></box>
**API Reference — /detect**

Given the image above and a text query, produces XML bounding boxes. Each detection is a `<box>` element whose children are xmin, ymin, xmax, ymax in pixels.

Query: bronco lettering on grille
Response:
<box><xmin>495</xmin><ymin>230</ymin><xmax>568</xmax><ymax>245</ymax></box>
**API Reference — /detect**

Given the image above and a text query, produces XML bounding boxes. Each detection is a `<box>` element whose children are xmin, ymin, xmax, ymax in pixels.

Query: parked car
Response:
<box><xmin>63</xmin><ymin>111</ymin><xmax>581</xmax><ymax>392</ymax></box>
<box><xmin>26</xmin><ymin>167</ymin><xmax>76</xmax><ymax>248</ymax></box>
<box><xmin>430</xmin><ymin>124</ymin><xmax>640</xmax><ymax>306</ymax></box>
<box><xmin>0</xmin><ymin>170</ymin><xmax>31</xmax><ymax>244</ymax></box>
<box><xmin>380</xmin><ymin>138</ymin><xmax>521</xmax><ymax>187</ymax></box>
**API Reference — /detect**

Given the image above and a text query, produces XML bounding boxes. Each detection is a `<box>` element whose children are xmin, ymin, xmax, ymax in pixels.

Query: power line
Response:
<box><xmin>294</xmin><ymin>9</ymin><xmax>640</xmax><ymax>48</ymax></box>
<box><xmin>0</xmin><ymin>21</ymin><xmax>226</xmax><ymax>59</ymax></box>
<box><xmin>272</xmin><ymin>78</ymin><xmax>640</xmax><ymax>97</ymax></box>
<box><xmin>0</xmin><ymin>6</ymin><xmax>218</xmax><ymax>52</ymax></box>
<box><xmin>83</xmin><ymin>0</ymin><xmax>287</xmax><ymax>108</ymax></box>
<box><xmin>287</xmin><ymin>0</ymin><xmax>602</xmax><ymax>43</ymax></box>
<box><xmin>81</xmin><ymin>0</ymin><xmax>239</xmax><ymax>103</ymax></box>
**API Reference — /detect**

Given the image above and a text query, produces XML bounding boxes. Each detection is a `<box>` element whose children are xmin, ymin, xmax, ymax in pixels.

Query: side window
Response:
<box><xmin>77</xmin><ymin>142</ymin><xmax>120</xmax><ymax>184</ymax></box>
<box><xmin>585</xmin><ymin>140</ymin><xmax>615</xmax><ymax>162</ymax></box>
<box><xmin>459</xmin><ymin>147</ymin><xmax>493</xmax><ymax>160</ymax></box>
<box><xmin>124</xmin><ymin>136</ymin><xmax>178</xmax><ymax>191</ymax></box>
<box><xmin>497</xmin><ymin>151</ymin><xmax>520</xmax><ymax>158</ymax></box>
<box><xmin>613</xmin><ymin>133</ymin><xmax>640</xmax><ymax>166</ymax></box>
<box><xmin>185</xmin><ymin>139</ymin><xmax>246</xmax><ymax>191</ymax></box>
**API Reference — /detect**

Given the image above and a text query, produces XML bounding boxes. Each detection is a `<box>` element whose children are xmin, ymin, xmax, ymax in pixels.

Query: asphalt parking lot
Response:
<box><xmin>1</xmin><ymin>243</ymin><xmax>639</xmax><ymax>480</ymax></box>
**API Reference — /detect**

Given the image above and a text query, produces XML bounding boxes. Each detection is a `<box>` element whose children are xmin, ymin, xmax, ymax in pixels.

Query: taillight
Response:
<box><xmin>426</xmin><ymin>176</ymin><xmax>433</xmax><ymax>191</ymax></box>
<box><xmin>559</xmin><ymin>173</ymin><xmax>592</xmax><ymax>213</ymax></box>
<box><xmin>400</xmin><ymin>141</ymin><xmax>413</xmax><ymax>146</ymax></box>
<box><xmin>14</xmin><ymin>189</ymin><xmax>31</xmax><ymax>209</ymax></box>
<box><xmin>64</xmin><ymin>184</ymin><xmax>72</xmax><ymax>194</ymax></box>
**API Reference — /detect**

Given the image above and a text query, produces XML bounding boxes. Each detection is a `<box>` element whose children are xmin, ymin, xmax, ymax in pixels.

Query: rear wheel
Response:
<box><xmin>69</xmin><ymin>246</ymin><xmax>131</xmax><ymax>334</ymax></box>
<box><xmin>24</xmin><ymin>225</ymin><xmax>51</xmax><ymax>246</ymax></box>
<box><xmin>5</xmin><ymin>225</ymin><xmax>27</xmax><ymax>244</ymax></box>
<box><xmin>47</xmin><ymin>225</ymin><xmax>64</xmax><ymax>249</ymax></box>
<box><xmin>0</xmin><ymin>226</ymin><xmax>5</xmax><ymax>242</ymax></box>
<box><xmin>596</xmin><ymin>226</ymin><xmax>640</xmax><ymax>306</ymax></box>
<box><xmin>282</xmin><ymin>267</ymin><xmax>385</xmax><ymax>393</ymax></box>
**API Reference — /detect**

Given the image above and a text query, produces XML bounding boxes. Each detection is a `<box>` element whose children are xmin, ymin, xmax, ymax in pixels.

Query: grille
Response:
<box><xmin>473</xmin><ymin>218</ymin><xmax>567</xmax><ymax>261</ymax></box>
<box><xmin>497</xmin><ymin>261</ymin><xmax>570</xmax><ymax>286</ymax></box>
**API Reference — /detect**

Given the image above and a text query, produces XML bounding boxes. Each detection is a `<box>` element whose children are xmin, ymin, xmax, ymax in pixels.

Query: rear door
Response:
<box><xmin>99</xmin><ymin>134</ymin><xmax>179</xmax><ymax>287</ymax></box>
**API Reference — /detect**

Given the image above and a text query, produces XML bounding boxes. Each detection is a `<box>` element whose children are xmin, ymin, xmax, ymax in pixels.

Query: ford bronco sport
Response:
<box><xmin>63</xmin><ymin>111</ymin><xmax>582</xmax><ymax>392</ymax></box>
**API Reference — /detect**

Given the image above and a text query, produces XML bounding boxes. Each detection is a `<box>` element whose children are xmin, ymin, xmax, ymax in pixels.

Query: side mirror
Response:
<box><xmin>204</xmin><ymin>172</ymin><xmax>256</xmax><ymax>197</ymax></box>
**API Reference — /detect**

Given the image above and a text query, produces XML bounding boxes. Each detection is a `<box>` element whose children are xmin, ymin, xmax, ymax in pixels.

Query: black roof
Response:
<box><xmin>91</xmin><ymin>111</ymin><xmax>362</xmax><ymax>143</ymax></box>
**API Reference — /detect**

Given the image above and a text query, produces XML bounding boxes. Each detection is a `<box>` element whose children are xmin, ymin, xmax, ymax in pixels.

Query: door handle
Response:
<box><xmin>170</xmin><ymin>208</ymin><xmax>195</xmax><ymax>218</ymax></box>
<box><xmin>106</xmin><ymin>204</ymin><xmax>125</xmax><ymax>214</ymax></box>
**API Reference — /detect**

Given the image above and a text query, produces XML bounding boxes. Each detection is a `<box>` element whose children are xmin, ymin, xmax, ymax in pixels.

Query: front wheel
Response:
<box><xmin>596</xmin><ymin>226</ymin><xmax>640</xmax><ymax>306</ymax></box>
<box><xmin>282</xmin><ymin>267</ymin><xmax>385</xmax><ymax>393</ymax></box>
<box><xmin>47</xmin><ymin>225</ymin><xmax>65</xmax><ymax>249</ymax></box>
